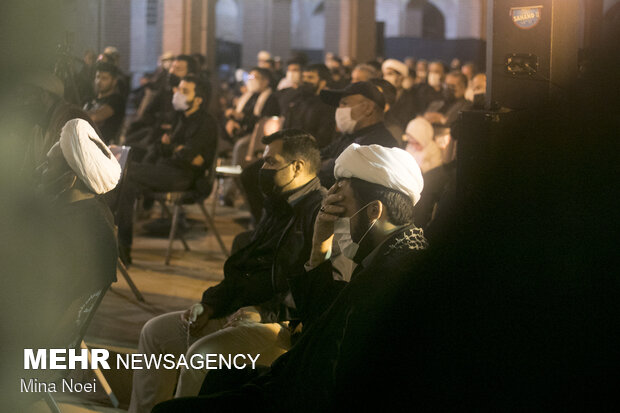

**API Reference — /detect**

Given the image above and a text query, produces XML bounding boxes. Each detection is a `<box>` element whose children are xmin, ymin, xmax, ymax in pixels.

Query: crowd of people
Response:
<box><xmin>10</xmin><ymin>38</ymin><xmax>617</xmax><ymax>412</ymax></box>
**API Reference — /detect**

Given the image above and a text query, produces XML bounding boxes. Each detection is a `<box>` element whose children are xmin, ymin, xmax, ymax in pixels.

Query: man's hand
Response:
<box><xmin>181</xmin><ymin>303</ymin><xmax>214</xmax><ymax>334</ymax></box>
<box><xmin>191</xmin><ymin>154</ymin><xmax>204</xmax><ymax>167</ymax></box>
<box><xmin>308</xmin><ymin>183</ymin><xmax>346</xmax><ymax>267</ymax></box>
<box><xmin>225</xmin><ymin>119</ymin><xmax>240</xmax><ymax>137</ymax></box>
<box><xmin>161</xmin><ymin>133</ymin><xmax>171</xmax><ymax>145</ymax></box>
<box><xmin>223</xmin><ymin>307</ymin><xmax>261</xmax><ymax>328</ymax></box>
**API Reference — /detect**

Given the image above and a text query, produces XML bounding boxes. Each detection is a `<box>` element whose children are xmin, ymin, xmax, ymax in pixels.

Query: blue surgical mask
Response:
<box><xmin>333</xmin><ymin>201</ymin><xmax>377</xmax><ymax>260</ymax></box>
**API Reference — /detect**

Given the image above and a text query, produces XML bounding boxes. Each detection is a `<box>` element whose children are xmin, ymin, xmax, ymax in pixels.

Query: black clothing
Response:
<box><xmin>236</xmin><ymin>92</ymin><xmax>280</xmax><ymax>137</ymax></box>
<box><xmin>385</xmin><ymin>88</ymin><xmax>422</xmax><ymax>131</ymax></box>
<box><xmin>201</xmin><ymin>178</ymin><xmax>325</xmax><ymax>322</ymax></box>
<box><xmin>426</xmin><ymin>97</ymin><xmax>472</xmax><ymax>127</ymax></box>
<box><xmin>117</xmin><ymin>109</ymin><xmax>219</xmax><ymax>250</ymax></box>
<box><xmin>276</xmin><ymin>87</ymin><xmax>301</xmax><ymax>118</ymax></box>
<box><xmin>413</xmin><ymin>162</ymin><xmax>455</xmax><ymax>229</ymax></box>
<box><xmin>414</xmin><ymin>83</ymin><xmax>444</xmax><ymax>113</ymax></box>
<box><xmin>125</xmin><ymin>84</ymin><xmax>175</xmax><ymax>139</ymax></box>
<box><xmin>83</xmin><ymin>92</ymin><xmax>126</xmax><ymax>144</ymax></box>
<box><xmin>153</xmin><ymin>225</ymin><xmax>428</xmax><ymax>413</ymax></box>
<box><xmin>318</xmin><ymin>122</ymin><xmax>398</xmax><ymax>188</ymax></box>
<box><xmin>283</xmin><ymin>94</ymin><xmax>336</xmax><ymax>149</ymax></box>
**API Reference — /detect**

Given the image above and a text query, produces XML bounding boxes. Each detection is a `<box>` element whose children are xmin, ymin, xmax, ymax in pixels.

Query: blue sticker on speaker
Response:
<box><xmin>510</xmin><ymin>6</ymin><xmax>543</xmax><ymax>29</ymax></box>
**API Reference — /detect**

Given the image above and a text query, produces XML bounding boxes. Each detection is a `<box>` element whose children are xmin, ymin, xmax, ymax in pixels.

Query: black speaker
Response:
<box><xmin>486</xmin><ymin>0</ymin><xmax>579</xmax><ymax>110</ymax></box>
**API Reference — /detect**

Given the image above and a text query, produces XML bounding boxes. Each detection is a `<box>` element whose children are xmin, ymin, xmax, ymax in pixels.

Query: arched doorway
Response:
<box><xmin>422</xmin><ymin>1</ymin><xmax>445</xmax><ymax>39</ymax></box>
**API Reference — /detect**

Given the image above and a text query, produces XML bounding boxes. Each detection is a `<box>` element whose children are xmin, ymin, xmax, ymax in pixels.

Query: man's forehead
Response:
<box><xmin>264</xmin><ymin>139</ymin><xmax>283</xmax><ymax>156</ymax></box>
<box><xmin>340</xmin><ymin>94</ymin><xmax>366</xmax><ymax>105</ymax></box>
<box><xmin>179</xmin><ymin>81</ymin><xmax>195</xmax><ymax>91</ymax></box>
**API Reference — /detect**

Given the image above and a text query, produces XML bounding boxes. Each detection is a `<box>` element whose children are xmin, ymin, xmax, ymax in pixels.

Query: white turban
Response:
<box><xmin>405</xmin><ymin>116</ymin><xmax>434</xmax><ymax>147</ymax></box>
<box><xmin>59</xmin><ymin>119</ymin><xmax>121</xmax><ymax>194</ymax></box>
<box><xmin>334</xmin><ymin>144</ymin><xmax>424</xmax><ymax>205</ymax></box>
<box><xmin>382</xmin><ymin>59</ymin><xmax>409</xmax><ymax>77</ymax></box>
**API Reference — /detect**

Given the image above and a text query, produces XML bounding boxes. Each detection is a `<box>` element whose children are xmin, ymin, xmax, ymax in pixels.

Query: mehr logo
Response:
<box><xmin>510</xmin><ymin>5</ymin><xmax>543</xmax><ymax>30</ymax></box>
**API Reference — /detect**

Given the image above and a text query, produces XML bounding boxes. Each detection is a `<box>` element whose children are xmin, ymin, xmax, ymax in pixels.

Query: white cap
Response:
<box><xmin>334</xmin><ymin>144</ymin><xmax>424</xmax><ymax>205</ymax></box>
<box><xmin>382</xmin><ymin>59</ymin><xmax>409</xmax><ymax>77</ymax></box>
<box><xmin>59</xmin><ymin>119</ymin><xmax>121</xmax><ymax>194</ymax></box>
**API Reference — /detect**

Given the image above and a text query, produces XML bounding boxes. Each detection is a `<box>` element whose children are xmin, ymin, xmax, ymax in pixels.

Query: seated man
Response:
<box><xmin>318</xmin><ymin>81</ymin><xmax>399</xmax><ymax>188</ymax></box>
<box><xmin>117</xmin><ymin>75</ymin><xmax>217</xmax><ymax>264</ymax></box>
<box><xmin>36</xmin><ymin>118</ymin><xmax>121</xmax><ymax>342</ymax></box>
<box><xmin>152</xmin><ymin>143</ymin><xmax>427</xmax><ymax>412</ymax></box>
<box><xmin>423</xmin><ymin>70</ymin><xmax>472</xmax><ymax>127</ymax></box>
<box><xmin>83</xmin><ymin>61</ymin><xmax>126</xmax><ymax>144</ymax></box>
<box><xmin>283</xmin><ymin>63</ymin><xmax>335</xmax><ymax>149</ymax></box>
<box><xmin>128</xmin><ymin>130</ymin><xmax>325</xmax><ymax>413</ymax></box>
<box><xmin>125</xmin><ymin>55</ymin><xmax>197</xmax><ymax>160</ymax></box>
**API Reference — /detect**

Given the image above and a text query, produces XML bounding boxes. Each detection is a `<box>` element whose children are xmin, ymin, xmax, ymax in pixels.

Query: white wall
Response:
<box><xmin>291</xmin><ymin>0</ymin><xmax>325</xmax><ymax>50</ymax></box>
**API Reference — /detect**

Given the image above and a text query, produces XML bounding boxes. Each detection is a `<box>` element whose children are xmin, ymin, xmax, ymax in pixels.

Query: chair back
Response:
<box><xmin>106</xmin><ymin>145</ymin><xmax>132</xmax><ymax>216</ymax></box>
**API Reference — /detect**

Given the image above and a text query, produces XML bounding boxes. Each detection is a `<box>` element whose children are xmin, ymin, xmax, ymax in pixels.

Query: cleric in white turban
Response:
<box><xmin>334</xmin><ymin>143</ymin><xmax>424</xmax><ymax>205</ymax></box>
<box><xmin>58</xmin><ymin>118</ymin><xmax>121</xmax><ymax>194</ymax></box>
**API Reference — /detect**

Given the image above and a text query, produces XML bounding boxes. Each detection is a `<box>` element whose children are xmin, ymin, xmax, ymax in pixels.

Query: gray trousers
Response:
<box><xmin>128</xmin><ymin>307</ymin><xmax>290</xmax><ymax>413</ymax></box>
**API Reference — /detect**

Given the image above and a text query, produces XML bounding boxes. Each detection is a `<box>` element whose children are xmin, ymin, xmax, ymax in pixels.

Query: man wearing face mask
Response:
<box><xmin>151</xmin><ymin>143</ymin><xmax>427</xmax><ymax>413</ymax></box>
<box><xmin>125</xmin><ymin>55</ymin><xmax>198</xmax><ymax>160</ymax></box>
<box><xmin>225</xmin><ymin>67</ymin><xmax>280</xmax><ymax>139</ymax></box>
<box><xmin>129</xmin><ymin>130</ymin><xmax>325</xmax><ymax>413</ymax></box>
<box><xmin>117</xmin><ymin>75</ymin><xmax>217</xmax><ymax>264</ymax></box>
<box><xmin>415</xmin><ymin>60</ymin><xmax>446</xmax><ymax>113</ymax></box>
<box><xmin>281</xmin><ymin>64</ymin><xmax>335</xmax><ymax>149</ymax></box>
<box><xmin>317</xmin><ymin>81</ymin><xmax>398</xmax><ymax>188</ymax></box>
<box><xmin>33</xmin><ymin>118</ymin><xmax>120</xmax><ymax>342</ymax></box>
<box><xmin>423</xmin><ymin>71</ymin><xmax>471</xmax><ymax>127</ymax></box>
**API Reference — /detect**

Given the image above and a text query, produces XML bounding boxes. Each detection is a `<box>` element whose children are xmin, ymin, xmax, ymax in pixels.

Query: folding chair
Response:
<box><xmin>41</xmin><ymin>284</ymin><xmax>119</xmax><ymax>412</ymax></box>
<box><xmin>152</xmin><ymin>149</ymin><xmax>230</xmax><ymax>265</ymax></box>
<box><xmin>108</xmin><ymin>145</ymin><xmax>145</xmax><ymax>302</ymax></box>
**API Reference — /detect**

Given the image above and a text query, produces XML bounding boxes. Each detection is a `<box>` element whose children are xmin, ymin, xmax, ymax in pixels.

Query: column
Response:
<box><xmin>162</xmin><ymin>0</ymin><xmax>217</xmax><ymax>71</ymax></box>
<box><xmin>339</xmin><ymin>0</ymin><xmax>376</xmax><ymax>62</ymax></box>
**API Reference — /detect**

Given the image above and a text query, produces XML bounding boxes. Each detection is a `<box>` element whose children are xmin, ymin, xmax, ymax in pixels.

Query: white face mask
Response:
<box><xmin>428</xmin><ymin>72</ymin><xmax>441</xmax><ymax>88</ymax></box>
<box><xmin>464</xmin><ymin>87</ymin><xmax>475</xmax><ymax>102</ymax></box>
<box><xmin>247</xmin><ymin>78</ymin><xmax>262</xmax><ymax>93</ymax></box>
<box><xmin>172</xmin><ymin>91</ymin><xmax>190</xmax><ymax>111</ymax></box>
<box><xmin>333</xmin><ymin>202</ymin><xmax>378</xmax><ymax>260</ymax></box>
<box><xmin>335</xmin><ymin>106</ymin><xmax>358</xmax><ymax>134</ymax></box>
<box><xmin>286</xmin><ymin>70</ymin><xmax>301</xmax><ymax>85</ymax></box>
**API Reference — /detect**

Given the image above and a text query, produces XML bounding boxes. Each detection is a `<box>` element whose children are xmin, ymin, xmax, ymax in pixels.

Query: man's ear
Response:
<box><xmin>293</xmin><ymin>158</ymin><xmax>305</xmax><ymax>174</ymax></box>
<box><xmin>194</xmin><ymin>96</ymin><xmax>203</xmax><ymax>108</ymax></box>
<box><xmin>367</xmin><ymin>200</ymin><xmax>383</xmax><ymax>221</ymax></box>
<box><xmin>318</xmin><ymin>79</ymin><xmax>327</xmax><ymax>92</ymax></box>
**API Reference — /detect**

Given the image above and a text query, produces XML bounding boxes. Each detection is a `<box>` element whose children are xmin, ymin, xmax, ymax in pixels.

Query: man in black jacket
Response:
<box><xmin>151</xmin><ymin>143</ymin><xmax>427</xmax><ymax>413</ymax></box>
<box><xmin>282</xmin><ymin>64</ymin><xmax>335</xmax><ymax>149</ymax></box>
<box><xmin>128</xmin><ymin>130</ymin><xmax>325</xmax><ymax>413</ymax></box>
<box><xmin>318</xmin><ymin>81</ymin><xmax>399</xmax><ymax>188</ymax></box>
<box><xmin>117</xmin><ymin>75</ymin><xmax>217</xmax><ymax>264</ymax></box>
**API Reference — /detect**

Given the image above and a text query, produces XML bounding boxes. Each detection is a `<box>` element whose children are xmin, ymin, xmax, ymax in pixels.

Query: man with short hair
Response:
<box><xmin>317</xmin><ymin>81</ymin><xmax>398</xmax><ymax>188</ymax></box>
<box><xmin>83</xmin><ymin>61</ymin><xmax>126</xmax><ymax>144</ymax></box>
<box><xmin>225</xmin><ymin>67</ymin><xmax>280</xmax><ymax>139</ymax></box>
<box><xmin>351</xmin><ymin>63</ymin><xmax>380</xmax><ymax>83</ymax></box>
<box><xmin>424</xmin><ymin>70</ymin><xmax>471</xmax><ymax>127</ymax></box>
<box><xmin>129</xmin><ymin>129</ymin><xmax>326</xmax><ymax>413</ymax></box>
<box><xmin>126</xmin><ymin>55</ymin><xmax>198</xmax><ymax>157</ymax></box>
<box><xmin>416</xmin><ymin>60</ymin><xmax>445</xmax><ymax>111</ymax></box>
<box><xmin>282</xmin><ymin>64</ymin><xmax>335</xmax><ymax>149</ymax></box>
<box><xmin>117</xmin><ymin>75</ymin><xmax>218</xmax><ymax>264</ymax></box>
<box><xmin>152</xmin><ymin>143</ymin><xmax>427</xmax><ymax>412</ymax></box>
